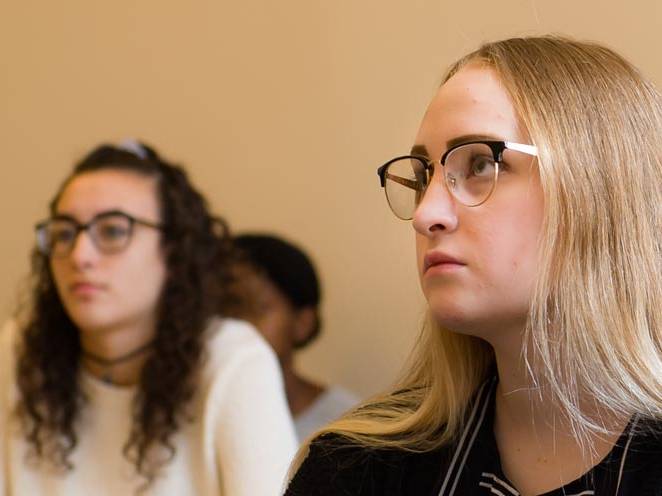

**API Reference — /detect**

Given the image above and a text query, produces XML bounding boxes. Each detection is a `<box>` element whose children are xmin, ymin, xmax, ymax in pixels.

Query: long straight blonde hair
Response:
<box><xmin>291</xmin><ymin>36</ymin><xmax>662</xmax><ymax>471</ymax></box>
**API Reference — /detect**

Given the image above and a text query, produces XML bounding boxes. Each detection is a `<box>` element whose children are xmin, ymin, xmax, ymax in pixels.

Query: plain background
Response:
<box><xmin>2</xmin><ymin>0</ymin><xmax>661</xmax><ymax>398</ymax></box>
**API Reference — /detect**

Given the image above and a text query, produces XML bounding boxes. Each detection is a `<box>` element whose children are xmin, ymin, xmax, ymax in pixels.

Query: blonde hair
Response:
<box><xmin>291</xmin><ymin>36</ymin><xmax>662</xmax><ymax>472</ymax></box>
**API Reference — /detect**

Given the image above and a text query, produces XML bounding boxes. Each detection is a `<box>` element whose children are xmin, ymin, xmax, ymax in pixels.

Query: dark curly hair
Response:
<box><xmin>16</xmin><ymin>142</ymin><xmax>235</xmax><ymax>485</ymax></box>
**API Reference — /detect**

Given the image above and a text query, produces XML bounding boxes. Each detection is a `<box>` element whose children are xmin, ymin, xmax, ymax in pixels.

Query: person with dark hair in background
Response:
<box><xmin>0</xmin><ymin>141</ymin><xmax>297</xmax><ymax>495</ymax></box>
<box><xmin>229</xmin><ymin>234</ymin><xmax>359</xmax><ymax>442</ymax></box>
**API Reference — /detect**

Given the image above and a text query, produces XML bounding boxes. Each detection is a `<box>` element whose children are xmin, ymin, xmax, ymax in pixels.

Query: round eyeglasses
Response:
<box><xmin>376</xmin><ymin>140</ymin><xmax>538</xmax><ymax>220</ymax></box>
<box><xmin>35</xmin><ymin>210</ymin><xmax>162</xmax><ymax>258</ymax></box>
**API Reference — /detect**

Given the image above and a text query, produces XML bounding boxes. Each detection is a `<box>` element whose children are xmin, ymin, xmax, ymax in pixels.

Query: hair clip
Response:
<box><xmin>118</xmin><ymin>138</ymin><xmax>148</xmax><ymax>160</ymax></box>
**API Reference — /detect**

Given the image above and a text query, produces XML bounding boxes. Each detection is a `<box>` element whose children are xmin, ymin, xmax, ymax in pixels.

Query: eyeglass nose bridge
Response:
<box><xmin>415</xmin><ymin>159</ymin><xmax>458</xmax><ymax>210</ymax></box>
<box><xmin>59</xmin><ymin>222</ymin><xmax>102</xmax><ymax>258</ymax></box>
<box><xmin>421</xmin><ymin>158</ymin><xmax>449</xmax><ymax>194</ymax></box>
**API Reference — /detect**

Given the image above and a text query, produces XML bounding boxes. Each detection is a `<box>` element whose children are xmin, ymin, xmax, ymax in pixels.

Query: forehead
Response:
<box><xmin>415</xmin><ymin>65</ymin><xmax>525</xmax><ymax>156</ymax></box>
<box><xmin>55</xmin><ymin>169</ymin><xmax>159</xmax><ymax>221</ymax></box>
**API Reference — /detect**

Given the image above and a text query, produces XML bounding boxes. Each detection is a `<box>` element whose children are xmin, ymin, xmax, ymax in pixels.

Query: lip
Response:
<box><xmin>69</xmin><ymin>281</ymin><xmax>107</xmax><ymax>296</ymax></box>
<box><xmin>423</xmin><ymin>251</ymin><xmax>466</xmax><ymax>274</ymax></box>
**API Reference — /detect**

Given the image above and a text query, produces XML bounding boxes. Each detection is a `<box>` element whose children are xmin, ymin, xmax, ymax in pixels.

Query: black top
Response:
<box><xmin>285</xmin><ymin>378</ymin><xmax>662</xmax><ymax>495</ymax></box>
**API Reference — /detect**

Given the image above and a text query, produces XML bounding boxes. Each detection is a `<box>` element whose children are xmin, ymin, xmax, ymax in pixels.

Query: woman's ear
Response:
<box><xmin>292</xmin><ymin>306</ymin><xmax>316</xmax><ymax>347</ymax></box>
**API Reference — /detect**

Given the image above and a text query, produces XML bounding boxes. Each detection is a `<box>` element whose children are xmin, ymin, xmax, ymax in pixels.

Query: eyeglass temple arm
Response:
<box><xmin>504</xmin><ymin>141</ymin><xmax>538</xmax><ymax>157</ymax></box>
<box><xmin>133</xmin><ymin>218</ymin><xmax>162</xmax><ymax>229</ymax></box>
<box><xmin>384</xmin><ymin>173</ymin><xmax>425</xmax><ymax>191</ymax></box>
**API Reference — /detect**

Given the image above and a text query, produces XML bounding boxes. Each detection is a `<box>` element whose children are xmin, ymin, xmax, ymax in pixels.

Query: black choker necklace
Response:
<box><xmin>82</xmin><ymin>341</ymin><xmax>155</xmax><ymax>385</ymax></box>
<box><xmin>82</xmin><ymin>340</ymin><xmax>155</xmax><ymax>367</ymax></box>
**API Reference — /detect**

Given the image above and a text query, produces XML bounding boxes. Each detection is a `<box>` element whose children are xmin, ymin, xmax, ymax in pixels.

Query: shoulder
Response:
<box><xmin>617</xmin><ymin>415</ymin><xmax>662</xmax><ymax>495</ymax></box>
<box><xmin>203</xmin><ymin>317</ymin><xmax>276</xmax><ymax>367</ymax></box>
<box><xmin>295</xmin><ymin>386</ymin><xmax>361</xmax><ymax>440</ymax></box>
<box><xmin>286</xmin><ymin>434</ymin><xmax>444</xmax><ymax>496</ymax></box>
<box><xmin>196</xmin><ymin>318</ymin><xmax>297</xmax><ymax>453</ymax></box>
<box><xmin>285</xmin><ymin>434</ymin><xmax>391</xmax><ymax>496</ymax></box>
<box><xmin>198</xmin><ymin>316</ymin><xmax>281</xmax><ymax>388</ymax></box>
<box><xmin>321</xmin><ymin>386</ymin><xmax>361</xmax><ymax>411</ymax></box>
<box><xmin>630</xmin><ymin>414</ymin><xmax>662</xmax><ymax>456</ymax></box>
<box><xmin>631</xmin><ymin>414</ymin><xmax>662</xmax><ymax>454</ymax></box>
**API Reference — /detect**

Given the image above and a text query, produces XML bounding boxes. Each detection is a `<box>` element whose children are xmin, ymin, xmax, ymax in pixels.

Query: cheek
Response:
<box><xmin>263</xmin><ymin>310</ymin><xmax>289</xmax><ymax>337</ymax></box>
<box><xmin>49</xmin><ymin>260</ymin><xmax>80</xmax><ymax>313</ymax></box>
<box><xmin>118</xmin><ymin>243</ymin><xmax>167</xmax><ymax>309</ymax></box>
<box><xmin>255</xmin><ymin>312</ymin><xmax>292</xmax><ymax>354</ymax></box>
<box><xmin>50</xmin><ymin>260</ymin><xmax>68</xmax><ymax>294</ymax></box>
<box><xmin>475</xmin><ymin>204</ymin><xmax>543</xmax><ymax>292</ymax></box>
<box><xmin>415</xmin><ymin>232</ymin><xmax>427</xmax><ymax>276</ymax></box>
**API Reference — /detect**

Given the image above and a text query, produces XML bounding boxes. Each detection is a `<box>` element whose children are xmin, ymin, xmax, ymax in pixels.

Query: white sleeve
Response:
<box><xmin>211</xmin><ymin>341</ymin><xmax>297</xmax><ymax>496</ymax></box>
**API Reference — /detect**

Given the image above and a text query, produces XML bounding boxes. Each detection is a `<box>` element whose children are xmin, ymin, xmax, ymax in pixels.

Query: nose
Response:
<box><xmin>67</xmin><ymin>229</ymin><xmax>100</xmax><ymax>269</ymax></box>
<box><xmin>412</xmin><ymin>166</ymin><xmax>459</xmax><ymax>236</ymax></box>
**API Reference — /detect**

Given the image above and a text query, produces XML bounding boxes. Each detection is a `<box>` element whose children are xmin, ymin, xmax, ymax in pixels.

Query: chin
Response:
<box><xmin>426</xmin><ymin>295</ymin><xmax>491</xmax><ymax>338</ymax></box>
<box><xmin>63</xmin><ymin>305</ymin><xmax>118</xmax><ymax>334</ymax></box>
<box><xmin>431</xmin><ymin>312</ymin><xmax>480</xmax><ymax>337</ymax></box>
<box><xmin>425</xmin><ymin>285</ymin><xmax>467</xmax><ymax>317</ymax></box>
<box><xmin>428</xmin><ymin>302</ymin><xmax>529</xmax><ymax>344</ymax></box>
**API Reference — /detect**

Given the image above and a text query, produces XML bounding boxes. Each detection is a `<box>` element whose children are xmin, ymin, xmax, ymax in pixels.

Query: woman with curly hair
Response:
<box><xmin>0</xmin><ymin>141</ymin><xmax>297</xmax><ymax>495</ymax></box>
<box><xmin>286</xmin><ymin>36</ymin><xmax>662</xmax><ymax>495</ymax></box>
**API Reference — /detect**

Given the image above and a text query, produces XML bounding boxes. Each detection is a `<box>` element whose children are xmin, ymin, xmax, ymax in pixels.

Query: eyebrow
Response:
<box><xmin>50</xmin><ymin>209</ymin><xmax>131</xmax><ymax>223</ymax></box>
<box><xmin>409</xmin><ymin>144</ymin><xmax>429</xmax><ymax>156</ymax></box>
<box><xmin>410</xmin><ymin>133</ymin><xmax>503</xmax><ymax>157</ymax></box>
<box><xmin>50</xmin><ymin>213</ymin><xmax>78</xmax><ymax>222</ymax></box>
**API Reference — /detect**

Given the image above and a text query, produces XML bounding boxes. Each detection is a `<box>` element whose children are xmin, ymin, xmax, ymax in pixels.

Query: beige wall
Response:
<box><xmin>1</xmin><ymin>0</ymin><xmax>660</xmax><ymax>397</ymax></box>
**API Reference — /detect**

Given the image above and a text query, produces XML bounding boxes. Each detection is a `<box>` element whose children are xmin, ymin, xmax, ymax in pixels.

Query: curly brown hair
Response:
<box><xmin>16</xmin><ymin>142</ymin><xmax>236</xmax><ymax>485</ymax></box>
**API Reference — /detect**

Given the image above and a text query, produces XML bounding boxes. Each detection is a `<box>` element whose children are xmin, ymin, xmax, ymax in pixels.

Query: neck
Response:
<box><xmin>490</xmin><ymin>333</ymin><xmax>628</xmax><ymax>436</ymax></box>
<box><xmin>280</xmin><ymin>358</ymin><xmax>324</xmax><ymax>416</ymax></box>
<box><xmin>488</xmin><ymin>331</ymin><xmax>631</xmax><ymax>495</ymax></box>
<box><xmin>79</xmin><ymin>318</ymin><xmax>157</xmax><ymax>386</ymax></box>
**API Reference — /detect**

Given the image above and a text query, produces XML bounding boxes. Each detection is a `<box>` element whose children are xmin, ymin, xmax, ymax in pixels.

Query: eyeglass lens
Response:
<box><xmin>383</xmin><ymin>142</ymin><xmax>498</xmax><ymax>218</ymax></box>
<box><xmin>383</xmin><ymin>158</ymin><xmax>429</xmax><ymax>220</ymax></box>
<box><xmin>37</xmin><ymin>214</ymin><xmax>133</xmax><ymax>257</ymax></box>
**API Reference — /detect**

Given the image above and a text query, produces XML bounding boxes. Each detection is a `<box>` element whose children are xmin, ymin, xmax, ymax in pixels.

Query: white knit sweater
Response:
<box><xmin>0</xmin><ymin>318</ymin><xmax>297</xmax><ymax>496</ymax></box>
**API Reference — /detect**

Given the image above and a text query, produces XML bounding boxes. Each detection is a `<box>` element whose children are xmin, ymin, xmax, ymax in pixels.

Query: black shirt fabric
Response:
<box><xmin>285</xmin><ymin>377</ymin><xmax>662</xmax><ymax>495</ymax></box>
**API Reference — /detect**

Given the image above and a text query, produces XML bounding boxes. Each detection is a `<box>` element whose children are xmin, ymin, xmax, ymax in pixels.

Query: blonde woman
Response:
<box><xmin>285</xmin><ymin>36</ymin><xmax>662</xmax><ymax>495</ymax></box>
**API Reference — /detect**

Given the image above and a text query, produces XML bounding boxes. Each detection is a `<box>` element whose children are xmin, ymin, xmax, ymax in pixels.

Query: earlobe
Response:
<box><xmin>293</xmin><ymin>307</ymin><xmax>316</xmax><ymax>347</ymax></box>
